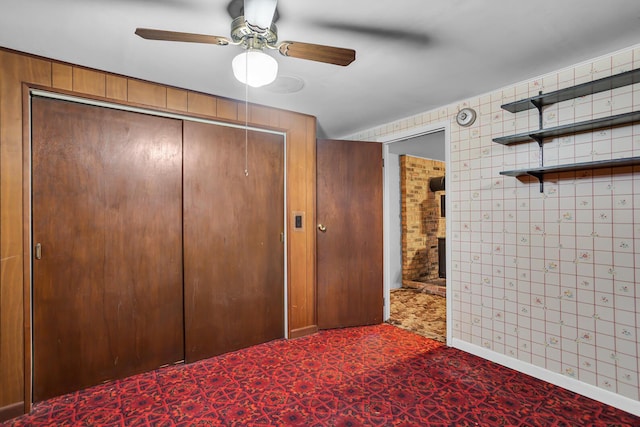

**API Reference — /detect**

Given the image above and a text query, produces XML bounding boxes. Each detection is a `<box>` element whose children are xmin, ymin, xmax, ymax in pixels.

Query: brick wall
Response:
<box><xmin>400</xmin><ymin>155</ymin><xmax>446</xmax><ymax>282</ymax></box>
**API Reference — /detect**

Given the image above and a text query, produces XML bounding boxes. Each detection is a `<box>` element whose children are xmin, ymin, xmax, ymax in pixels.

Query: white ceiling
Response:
<box><xmin>1</xmin><ymin>1</ymin><xmax>639</xmax><ymax>138</ymax></box>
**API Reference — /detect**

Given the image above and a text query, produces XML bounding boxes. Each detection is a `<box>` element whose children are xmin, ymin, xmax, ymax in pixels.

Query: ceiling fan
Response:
<box><xmin>135</xmin><ymin>0</ymin><xmax>356</xmax><ymax>87</ymax></box>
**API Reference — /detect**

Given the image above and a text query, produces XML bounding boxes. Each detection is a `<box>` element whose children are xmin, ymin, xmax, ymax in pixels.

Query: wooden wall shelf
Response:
<box><xmin>494</xmin><ymin>69</ymin><xmax>640</xmax><ymax>191</ymax></box>
<box><xmin>493</xmin><ymin>111</ymin><xmax>640</xmax><ymax>145</ymax></box>
<box><xmin>500</xmin><ymin>156</ymin><xmax>640</xmax><ymax>178</ymax></box>
<box><xmin>501</xmin><ymin>68</ymin><xmax>640</xmax><ymax>113</ymax></box>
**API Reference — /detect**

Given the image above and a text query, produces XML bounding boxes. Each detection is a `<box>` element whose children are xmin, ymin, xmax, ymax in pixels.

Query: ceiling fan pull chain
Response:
<box><xmin>244</xmin><ymin>51</ymin><xmax>249</xmax><ymax>177</ymax></box>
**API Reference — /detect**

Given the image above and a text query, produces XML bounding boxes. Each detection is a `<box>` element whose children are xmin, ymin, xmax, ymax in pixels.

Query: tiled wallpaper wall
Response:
<box><xmin>349</xmin><ymin>44</ymin><xmax>640</xmax><ymax>406</ymax></box>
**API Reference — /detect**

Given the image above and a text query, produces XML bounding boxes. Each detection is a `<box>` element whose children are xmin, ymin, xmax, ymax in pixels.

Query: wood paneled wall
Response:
<box><xmin>0</xmin><ymin>47</ymin><xmax>317</xmax><ymax>418</ymax></box>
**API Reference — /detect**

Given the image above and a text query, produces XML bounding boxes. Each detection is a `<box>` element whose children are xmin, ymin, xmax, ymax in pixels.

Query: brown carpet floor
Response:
<box><xmin>388</xmin><ymin>288</ymin><xmax>446</xmax><ymax>342</ymax></box>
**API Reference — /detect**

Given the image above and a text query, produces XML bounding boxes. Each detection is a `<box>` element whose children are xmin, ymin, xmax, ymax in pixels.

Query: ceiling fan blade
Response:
<box><xmin>278</xmin><ymin>41</ymin><xmax>356</xmax><ymax>66</ymax></box>
<box><xmin>244</xmin><ymin>0</ymin><xmax>277</xmax><ymax>30</ymax></box>
<box><xmin>135</xmin><ymin>28</ymin><xmax>230</xmax><ymax>45</ymax></box>
<box><xmin>312</xmin><ymin>22</ymin><xmax>432</xmax><ymax>46</ymax></box>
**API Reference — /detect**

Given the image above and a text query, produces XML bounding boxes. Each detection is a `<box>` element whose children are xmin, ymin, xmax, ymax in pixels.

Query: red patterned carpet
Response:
<box><xmin>4</xmin><ymin>324</ymin><xmax>637</xmax><ymax>426</ymax></box>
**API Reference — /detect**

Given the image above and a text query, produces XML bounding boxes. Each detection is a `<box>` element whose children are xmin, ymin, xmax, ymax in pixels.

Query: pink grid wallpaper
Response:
<box><xmin>351</xmin><ymin>44</ymin><xmax>640</xmax><ymax>404</ymax></box>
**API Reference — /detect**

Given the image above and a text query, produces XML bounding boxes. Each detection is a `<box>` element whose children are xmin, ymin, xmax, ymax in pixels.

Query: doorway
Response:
<box><xmin>381</xmin><ymin>123</ymin><xmax>451</xmax><ymax>343</ymax></box>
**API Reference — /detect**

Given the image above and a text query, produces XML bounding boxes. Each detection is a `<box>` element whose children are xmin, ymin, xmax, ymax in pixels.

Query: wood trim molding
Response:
<box><xmin>288</xmin><ymin>325</ymin><xmax>318</xmax><ymax>339</ymax></box>
<box><xmin>0</xmin><ymin>402</ymin><xmax>25</xmax><ymax>423</ymax></box>
<box><xmin>22</xmin><ymin>84</ymin><xmax>33</xmax><ymax>415</ymax></box>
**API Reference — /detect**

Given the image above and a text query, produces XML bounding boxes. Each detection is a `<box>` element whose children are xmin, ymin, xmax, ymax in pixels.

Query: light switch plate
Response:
<box><xmin>292</xmin><ymin>211</ymin><xmax>304</xmax><ymax>231</ymax></box>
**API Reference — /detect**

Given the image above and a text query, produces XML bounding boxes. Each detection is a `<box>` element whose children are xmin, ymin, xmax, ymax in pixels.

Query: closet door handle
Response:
<box><xmin>35</xmin><ymin>243</ymin><xmax>42</xmax><ymax>260</ymax></box>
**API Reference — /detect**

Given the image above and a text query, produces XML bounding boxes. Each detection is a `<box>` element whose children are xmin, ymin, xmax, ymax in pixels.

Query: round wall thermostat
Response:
<box><xmin>456</xmin><ymin>108</ymin><xmax>477</xmax><ymax>127</ymax></box>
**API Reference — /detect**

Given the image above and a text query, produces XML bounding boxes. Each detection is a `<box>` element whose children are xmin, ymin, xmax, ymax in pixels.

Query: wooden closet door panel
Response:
<box><xmin>183</xmin><ymin>122</ymin><xmax>284</xmax><ymax>362</ymax></box>
<box><xmin>31</xmin><ymin>97</ymin><xmax>184</xmax><ymax>402</ymax></box>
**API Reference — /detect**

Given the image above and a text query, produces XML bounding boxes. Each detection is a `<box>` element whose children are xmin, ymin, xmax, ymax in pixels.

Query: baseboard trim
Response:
<box><xmin>289</xmin><ymin>325</ymin><xmax>318</xmax><ymax>339</ymax></box>
<box><xmin>451</xmin><ymin>338</ymin><xmax>640</xmax><ymax>417</ymax></box>
<box><xmin>0</xmin><ymin>401</ymin><xmax>25</xmax><ymax>422</ymax></box>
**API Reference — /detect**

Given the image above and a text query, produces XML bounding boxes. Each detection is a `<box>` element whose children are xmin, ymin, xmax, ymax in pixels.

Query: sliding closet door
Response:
<box><xmin>183</xmin><ymin>122</ymin><xmax>284</xmax><ymax>362</ymax></box>
<box><xmin>31</xmin><ymin>97</ymin><xmax>184</xmax><ymax>402</ymax></box>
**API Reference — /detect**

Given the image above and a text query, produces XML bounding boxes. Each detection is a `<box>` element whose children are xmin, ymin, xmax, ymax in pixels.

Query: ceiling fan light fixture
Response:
<box><xmin>232</xmin><ymin>49</ymin><xmax>278</xmax><ymax>88</ymax></box>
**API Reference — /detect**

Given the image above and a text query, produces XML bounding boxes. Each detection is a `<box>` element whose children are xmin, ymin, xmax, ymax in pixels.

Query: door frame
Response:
<box><xmin>377</xmin><ymin>121</ymin><xmax>452</xmax><ymax>344</ymax></box>
<box><xmin>24</xmin><ymin>88</ymin><xmax>289</xmax><ymax>404</ymax></box>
